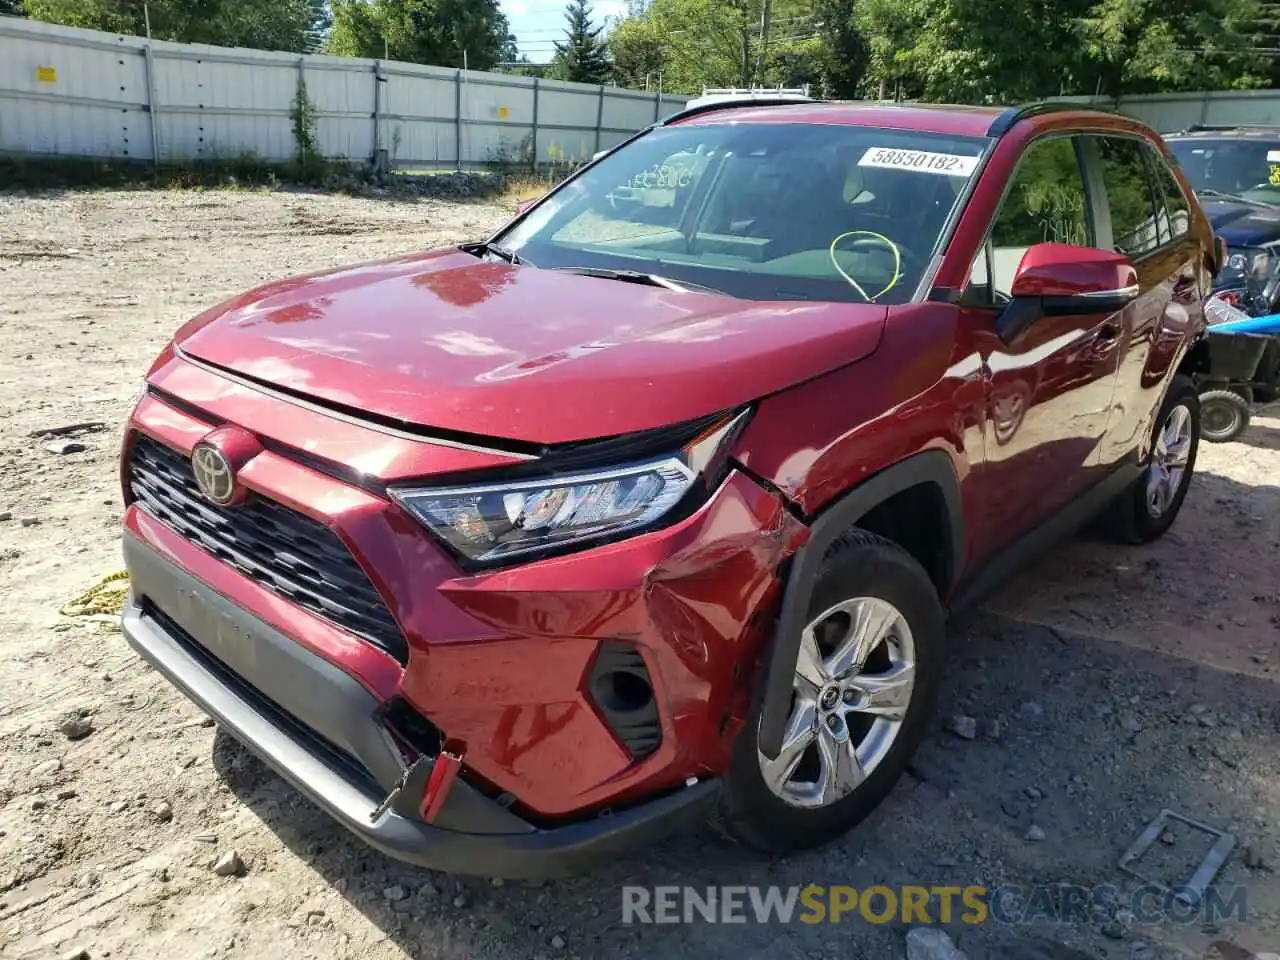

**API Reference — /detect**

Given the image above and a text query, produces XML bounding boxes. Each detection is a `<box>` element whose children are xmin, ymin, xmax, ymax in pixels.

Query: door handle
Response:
<box><xmin>1094</xmin><ymin>321</ymin><xmax>1121</xmax><ymax>343</ymax></box>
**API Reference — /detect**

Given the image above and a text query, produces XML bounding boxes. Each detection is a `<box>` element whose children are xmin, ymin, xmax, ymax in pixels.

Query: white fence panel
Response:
<box><xmin>304</xmin><ymin>58</ymin><xmax>376</xmax><ymax>162</ymax></box>
<box><xmin>1055</xmin><ymin>90</ymin><xmax>1280</xmax><ymax>133</ymax></box>
<box><xmin>459</xmin><ymin>73</ymin><xmax>536</xmax><ymax>164</ymax></box>
<box><xmin>0</xmin><ymin>17</ymin><xmax>690</xmax><ymax>170</ymax></box>
<box><xmin>382</xmin><ymin>64</ymin><xmax>462</xmax><ymax>167</ymax></box>
<box><xmin>606</xmin><ymin>91</ymin><xmax>662</xmax><ymax>132</ymax></box>
<box><xmin>0</xmin><ymin>20</ymin><xmax>152</xmax><ymax>159</ymax></box>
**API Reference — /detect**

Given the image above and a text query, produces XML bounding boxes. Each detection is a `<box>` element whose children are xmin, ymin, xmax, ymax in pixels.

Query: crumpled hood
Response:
<box><xmin>174</xmin><ymin>249</ymin><xmax>889</xmax><ymax>445</ymax></box>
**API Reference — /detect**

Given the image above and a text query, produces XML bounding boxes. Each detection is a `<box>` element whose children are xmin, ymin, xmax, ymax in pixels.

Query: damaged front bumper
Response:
<box><xmin>121</xmin><ymin>531</ymin><xmax>721</xmax><ymax>878</ymax></box>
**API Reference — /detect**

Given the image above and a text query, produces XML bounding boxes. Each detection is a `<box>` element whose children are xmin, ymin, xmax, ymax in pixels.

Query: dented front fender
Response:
<box><xmin>410</xmin><ymin>471</ymin><xmax>808</xmax><ymax>818</ymax></box>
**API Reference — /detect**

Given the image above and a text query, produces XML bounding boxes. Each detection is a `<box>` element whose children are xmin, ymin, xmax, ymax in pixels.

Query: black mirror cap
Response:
<box><xmin>996</xmin><ymin>288</ymin><xmax>1138</xmax><ymax>345</ymax></box>
<box><xmin>1210</xmin><ymin>236</ymin><xmax>1230</xmax><ymax>278</ymax></box>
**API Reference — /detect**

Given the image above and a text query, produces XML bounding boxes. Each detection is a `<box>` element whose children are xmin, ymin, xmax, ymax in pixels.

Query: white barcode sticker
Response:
<box><xmin>857</xmin><ymin>147</ymin><xmax>980</xmax><ymax>176</ymax></box>
<box><xmin>1267</xmin><ymin>149</ymin><xmax>1280</xmax><ymax>163</ymax></box>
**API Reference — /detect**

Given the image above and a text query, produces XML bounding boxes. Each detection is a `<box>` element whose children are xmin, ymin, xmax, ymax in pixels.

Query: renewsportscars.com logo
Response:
<box><xmin>620</xmin><ymin>883</ymin><xmax>1256</xmax><ymax>928</ymax></box>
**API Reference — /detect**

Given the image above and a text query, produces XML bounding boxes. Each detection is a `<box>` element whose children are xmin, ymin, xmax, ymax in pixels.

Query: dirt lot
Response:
<box><xmin>1</xmin><ymin>189</ymin><xmax>1278</xmax><ymax>960</ymax></box>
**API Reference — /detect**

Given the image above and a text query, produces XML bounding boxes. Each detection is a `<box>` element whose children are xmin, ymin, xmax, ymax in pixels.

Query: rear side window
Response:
<box><xmin>1150</xmin><ymin>151</ymin><xmax>1191</xmax><ymax>241</ymax></box>
<box><xmin>1094</xmin><ymin>137</ymin><xmax>1163</xmax><ymax>258</ymax></box>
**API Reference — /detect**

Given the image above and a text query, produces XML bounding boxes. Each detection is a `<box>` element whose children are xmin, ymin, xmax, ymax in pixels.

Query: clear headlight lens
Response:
<box><xmin>391</xmin><ymin>413</ymin><xmax>745</xmax><ymax>566</ymax></box>
<box><xmin>1226</xmin><ymin>247</ymin><xmax>1277</xmax><ymax>284</ymax></box>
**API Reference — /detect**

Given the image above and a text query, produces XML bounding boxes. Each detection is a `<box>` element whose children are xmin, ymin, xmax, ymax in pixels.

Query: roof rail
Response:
<box><xmin>660</xmin><ymin>96</ymin><xmax>824</xmax><ymax>126</ymax></box>
<box><xmin>986</xmin><ymin>100</ymin><xmax>1115</xmax><ymax>137</ymax></box>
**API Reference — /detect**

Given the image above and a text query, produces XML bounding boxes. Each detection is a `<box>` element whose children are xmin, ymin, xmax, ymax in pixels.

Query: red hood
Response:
<box><xmin>174</xmin><ymin>250</ymin><xmax>888</xmax><ymax>445</ymax></box>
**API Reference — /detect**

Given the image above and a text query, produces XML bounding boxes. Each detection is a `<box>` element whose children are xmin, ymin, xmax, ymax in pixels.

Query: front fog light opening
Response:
<box><xmin>588</xmin><ymin>641</ymin><xmax>661</xmax><ymax>761</ymax></box>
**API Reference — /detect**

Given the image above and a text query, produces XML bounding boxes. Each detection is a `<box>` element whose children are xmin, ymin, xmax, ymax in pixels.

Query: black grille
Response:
<box><xmin>128</xmin><ymin>433</ymin><xmax>408</xmax><ymax>665</ymax></box>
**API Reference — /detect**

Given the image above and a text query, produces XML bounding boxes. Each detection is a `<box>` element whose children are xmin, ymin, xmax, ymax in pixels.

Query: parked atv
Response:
<box><xmin>1196</xmin><ymin>297</ymin><xmax>1280</xmax><ymax>442</ymax></box>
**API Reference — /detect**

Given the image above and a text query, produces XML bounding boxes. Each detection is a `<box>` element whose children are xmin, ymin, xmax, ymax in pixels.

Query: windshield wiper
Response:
<box><xmin>549</xmin><ymin>266</ymin><xmax>715</xmax><ymax>293</ymax></box>
<box><xmin>468</xmin><ymin>240</ymin><xmax>526</xmax><ymax>265</ymax></box>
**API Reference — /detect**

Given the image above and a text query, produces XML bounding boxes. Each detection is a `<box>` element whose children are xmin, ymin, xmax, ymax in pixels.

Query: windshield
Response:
<box><xmin>498</xmin><ymin>124</ymin><xmax>990</xmax><ymax>304</ymax></box>
<box><xmin>1167</xmin><ymin>137</ymin><xmax>1280</xmax><ymax>206</ymax></box>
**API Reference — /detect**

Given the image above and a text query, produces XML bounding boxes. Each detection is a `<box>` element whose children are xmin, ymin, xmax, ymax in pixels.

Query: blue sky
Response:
<box><xmin>500</xmin><ymin>0</ymin><xmax>628</xmax><ymax>63</ymax></box>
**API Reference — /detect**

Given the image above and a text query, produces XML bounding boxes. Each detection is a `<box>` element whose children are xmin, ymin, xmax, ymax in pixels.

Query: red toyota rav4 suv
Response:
<box><xmin>120</xmin><ymin>101</ymin><xmax>1217</xmax><ymax>877</ymax></box>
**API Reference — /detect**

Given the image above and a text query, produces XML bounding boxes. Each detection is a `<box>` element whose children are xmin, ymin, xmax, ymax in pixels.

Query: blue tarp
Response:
<box><xmin>1209</xmin><ymin>313</ymin><xmax>1280</xmax><ymax>335</ymax></box>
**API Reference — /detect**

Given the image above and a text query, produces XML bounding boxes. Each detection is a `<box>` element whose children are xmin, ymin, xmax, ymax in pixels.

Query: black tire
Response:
<box><xmin>1102</xmin><ymin>375</ymin><xmax>1200</xmax><ymax>544</ymax></box>
<box><xmin>1200</xmin><ymin>389</ymin><xmax>1251</xmax><ymax>443</ymax></box>
<box><xmin>719</xmin><ymin>529</ymin><xmax>943</xmax><ymax>854</ymax></box>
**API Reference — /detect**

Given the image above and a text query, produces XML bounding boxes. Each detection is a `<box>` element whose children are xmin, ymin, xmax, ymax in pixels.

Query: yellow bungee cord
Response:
<box><xmin>828</xmin><ymin>230</ymin><xmax>902</xmax><ymax>302</ymax></box>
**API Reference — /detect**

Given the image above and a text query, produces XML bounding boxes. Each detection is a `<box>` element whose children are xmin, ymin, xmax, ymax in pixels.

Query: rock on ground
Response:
<box><xmin>905</xmin><ymin>927</ymin><xmax>968</xmax><ymax>960</ymax></box>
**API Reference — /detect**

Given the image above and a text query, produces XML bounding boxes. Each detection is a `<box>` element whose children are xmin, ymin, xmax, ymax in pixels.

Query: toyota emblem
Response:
<box><xmin>191</xmin><ymin>442</ymin><xmax>236</xmax><ymax>504</ymax></box>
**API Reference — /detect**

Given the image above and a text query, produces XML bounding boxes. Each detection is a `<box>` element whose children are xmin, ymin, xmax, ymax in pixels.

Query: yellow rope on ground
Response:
<box><xmin>61</xmin><ymin>571</ymin><xmax>130</xmax><ymax>630</ymax></box>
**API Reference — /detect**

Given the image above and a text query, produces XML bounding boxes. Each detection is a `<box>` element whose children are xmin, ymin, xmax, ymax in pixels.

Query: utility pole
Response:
<box><xmin>143</xmin><ymin>1</ymin><xmax>152</xmax><ymax>39</ymax></box>
<box><xmin>753</xmin><ymin>0</ymin><xmax>773</xmax><ymax>86</ymax></box>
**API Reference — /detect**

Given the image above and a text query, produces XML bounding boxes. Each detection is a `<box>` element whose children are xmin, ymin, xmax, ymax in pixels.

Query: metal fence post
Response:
<box><xmin>594</xmin><ymin>85</ymin><xmax>605</xmax><ymax>155</ymax></box>
<box><xmin>653</xmin><ymin>89</ymin><xmax>660</xmax><ymax>122</ymax></box>
<box><xmin>142</xmin><ymin>43</ymin><xmax>160</xmax><ymax>167</ymax></box>
<box><xmin>296</xmin><ymin>56</ymin><xmax>308</xmax><ymax>165</ymax></box>
<box><xmin>531</xmin><ymin>77</ymin><xmax>540</xmax><ymax>171</ymax></box>
<box><xmin>454</xmin><ymin>69</ymin><xmax>462</xmax><ymax>170</ymax></box>
<box><xmin>372</xmin><ymin>60</ymin><xmax>380</xmax><ymax>161</ymax></box>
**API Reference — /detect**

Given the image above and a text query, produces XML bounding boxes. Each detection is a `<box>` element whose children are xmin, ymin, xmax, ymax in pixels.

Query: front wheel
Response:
<box><xmin>719</xmin><ymin>530</ymin><xmax>943</xmax><ymax>854</ymax></box>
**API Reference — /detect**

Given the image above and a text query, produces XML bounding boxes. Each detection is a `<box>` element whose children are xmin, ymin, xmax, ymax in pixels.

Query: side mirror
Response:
<box><xmin>997</xmin><ymin>243</ymin><xmax>1138</xmax><ymax>344</ymax></box>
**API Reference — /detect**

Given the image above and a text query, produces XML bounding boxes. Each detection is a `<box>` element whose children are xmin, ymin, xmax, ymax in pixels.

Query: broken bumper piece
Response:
<box><xmin>120</xmin><ymin>532</ymin><xmax>719</xmax><ymax>879</ymax></box>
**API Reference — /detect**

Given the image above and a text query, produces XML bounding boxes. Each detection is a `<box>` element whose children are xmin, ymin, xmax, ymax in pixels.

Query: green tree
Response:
<box><xmin>327</xmin><ymin>0</ymin><xmax>513</xmax><ymax>70</ymax></box>
<box><xmin>809</xmin><ymin>0</ymin><xmax>866</xmax><ymax>96</ymax></box>
<box><xmin>858</xmin><ymin>0</ymin><xmax>1072</xmax><ymax>103</ymax></box>
<box><xmin>609</xmin><ymin>23</ymin><xmax>665</xmax><ymax>88</ymax></box>
<box><xmin>551</xmin><ymin>0</ymin><xmax>612</xmax><ymax>84</ymax></box>
<box><xmin>604</xmin><ymin>0</ymin><xmax>765</xmax><ymax>93</ymax></box>
<box><xmin>327</xmin><ymin>0</ymin><xmax>380</xmax><ymax>56</ymax></box>
<box><xmin>854</xmin><ymin>0</ymin><xmax>1269</xmax><ymax>102</ymax></box>
<box><xmin>305</xmin><ymin>0</ymin><xmax>331</xmax><ymax>52</ymax></box>
<box><xmin>24</xmin><ymin>0</ymin><xmax>316</xmax><ymax>50</ymax></box>
<box><xmin>1075</xmin><ymin>0</ymin><xmax>1267</xmax><ymax>96</ymax></box>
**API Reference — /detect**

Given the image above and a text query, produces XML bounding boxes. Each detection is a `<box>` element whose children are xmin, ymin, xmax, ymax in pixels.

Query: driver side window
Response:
<box><xmin>968</xmin><ymin>137</ymin><xmax>1092</xmax><ymax>303</ymax></box>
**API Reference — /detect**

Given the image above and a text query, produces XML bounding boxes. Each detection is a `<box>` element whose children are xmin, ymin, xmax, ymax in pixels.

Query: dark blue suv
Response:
<box><xmin>1166</xmin><ymin>124</ymin><xmax>1280</xmax><ymax>316</ymax></box>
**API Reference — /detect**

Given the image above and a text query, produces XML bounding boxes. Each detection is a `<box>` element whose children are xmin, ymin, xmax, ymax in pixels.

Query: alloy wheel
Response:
<box><xmin>1146</xmin><ymin>403</ymin><xmax>1192</xmax><ymax>518</ymax></box>
<box><xmin>757</xmin><ymin>597</ymin><xmax>916</xmax><ymax>809</ymax></box>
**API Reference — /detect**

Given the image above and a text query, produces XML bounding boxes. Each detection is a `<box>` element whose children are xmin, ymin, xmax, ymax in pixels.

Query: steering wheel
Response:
<box><xmin>829</xmin><ymin>230</ymin><xmax>904</xmax><ymax>302</ymax></box>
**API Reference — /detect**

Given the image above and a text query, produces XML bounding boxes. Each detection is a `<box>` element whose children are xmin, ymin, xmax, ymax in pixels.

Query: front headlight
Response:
<box><xmin>391</xmin><ymin>411</ymin><xmax>747</xmax><ymax>566</ymax></box>
<box><xmin>1226</xmin><ymin>248</ymin><xmax>1277</xmax><ymax>284</ymax></box>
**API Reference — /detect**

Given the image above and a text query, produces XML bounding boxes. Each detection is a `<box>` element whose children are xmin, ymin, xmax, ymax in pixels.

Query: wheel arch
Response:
<box><xmin>757</xmin><ymin>449</ymin><xmax>963</xmax><ymax>759</ymax></box>
<box><xmin>1176</xmin><ymin>334</ymin><xmax>1211</xmax><ymax>378</ymax></box>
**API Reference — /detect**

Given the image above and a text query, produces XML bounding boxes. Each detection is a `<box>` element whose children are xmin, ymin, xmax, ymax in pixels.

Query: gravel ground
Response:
<box><xmin>1</xmin><ymin>188</ymin><xmax>1277</xmax><ymax>960</ymax></box>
